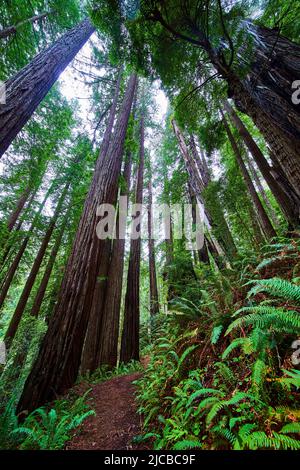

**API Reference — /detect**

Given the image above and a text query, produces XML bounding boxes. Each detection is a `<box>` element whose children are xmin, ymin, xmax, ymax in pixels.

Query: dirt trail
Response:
<box><xmin>66</xmin><ymin>372</ymin><xmax>145</xmax><ymax>450</ymax></box>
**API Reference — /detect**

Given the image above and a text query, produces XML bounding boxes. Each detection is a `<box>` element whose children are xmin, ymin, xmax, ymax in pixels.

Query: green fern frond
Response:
<box><xmin>222</xmin><ymin>337</ymin><xmax>253</xmax><ymax>358</ymax></box>
<box><xmin>172</xmin><ymin>439</ymin><xmax>202</xmax><ymax>450</ymax></box>
<box><xmin>280</xmin><ymin>423</ymin><xmax>300</xmax><ymax>434</ymax></box>
<box><xmin>211</xmin><ymin>325</ymin><xmax>223</xmax><ymax>345</ymax></box>
<box><xmin>247</xmin><ymin>278</ymin><xmax>300</xmax><ymax>304</ymax></box>
<box><xmin>187</xmin><ymin>388</ymin><xmax>223</xmax><ymax>407</ymax></box>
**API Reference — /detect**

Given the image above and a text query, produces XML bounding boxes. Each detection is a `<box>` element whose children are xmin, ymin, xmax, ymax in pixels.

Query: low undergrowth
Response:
<box><xmin>0</xmin><ymin>390</ymin><xmax>94</xmax><ymax>450</ymax></box>
<box><xmin>135</xmin><ymin>239</ymin><xmax>300</xmax><ymax>450</ymax></box>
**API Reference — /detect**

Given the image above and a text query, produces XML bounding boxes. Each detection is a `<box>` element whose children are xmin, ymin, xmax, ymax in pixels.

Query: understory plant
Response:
<box><xmin>136</xmin><ymin>240</ymin><xmax>300</xmax><ymax>450</ymax></box>
<box><xmin>0</xmin><ymin>390</ymin><xmax>94</xmax><ymax>449</ymax></box>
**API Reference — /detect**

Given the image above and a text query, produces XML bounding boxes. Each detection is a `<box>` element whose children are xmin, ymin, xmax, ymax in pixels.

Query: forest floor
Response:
<box><xmin>66</xmin><ymin>361</ymin><xmax>150</xmax><ymax>450</ymax></box>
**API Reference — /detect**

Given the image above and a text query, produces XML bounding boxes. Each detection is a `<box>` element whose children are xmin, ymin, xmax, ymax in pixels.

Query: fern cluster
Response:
<box><xmin>136</xmin><ymin>240</ymin><xmax>300</xmax><ymax>450</ymax></box>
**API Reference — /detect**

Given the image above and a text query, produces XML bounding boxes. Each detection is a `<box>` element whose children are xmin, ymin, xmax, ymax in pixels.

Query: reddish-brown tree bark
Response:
<box><xmin>80</xmin><ymin>66</ymin><xmax>124</xmax><ymax>374</ymax></box>
<box><xmin>17</xmin><ymin>73</ymin><xmax>137</xmax><ymax>413</ymax></box>
<box><xmin>243</xmin><ymin>151</ymin><xmax>280</xmax><ymax>228</ymax></box>
<box><xmin>30</xmin><ymin>207</ymin><xmax>70</xmax><ymax>318</ymax></box>
<box><xmin>4</xmin><ymin>186</ymin><xmax>69</xmax><ymax>343</ymax></box>
<box><xmin>223</xmin><ymin>101</ymin><xmax>300</xmax><ymax>228</ymax></box>
<box><xmin>0</xmin><ymin>185</ymin><xmax>54</xmax><ymax>310</ymax></box>
<box><xmin>120</xmin><ymin>115</ymin><xmax>145</xmax><ymax>364</ymax></box>
<box><xmin>0</xmin><ymin>18</ymin><xmax>95</xmax><ymax>158</ymax></box>
<box><xmin>222</xmin><ymin>113</ymin><xmax>277</xmax><ymax>240</ymax></box>
<box><xmin>7</xmin><ymin>187</ymin><xmax>31</xmax><ymax>231</ymax></box>
<box><xmin>147</xmin><ymin>176</ymin><xmax>159</xmax><ymax>316</ymax></box>
<box><xmin>96</xmin><ymin>150</ymin><xmax>133</xmax><ymax>368</ymax></box>
<box><xmin>172</xmin><ymin>119</ymin><xmax>237</xmax><ymax>259</ymax></box>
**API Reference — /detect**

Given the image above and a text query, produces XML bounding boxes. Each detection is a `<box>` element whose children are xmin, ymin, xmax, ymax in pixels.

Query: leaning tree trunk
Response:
<box><xmin>30</xmin><ymin>207</ymin><xmax>70</xmax><ymax>318</ymax></box>
<box><xmin>80</xmin><ymin>66</ymin><xmax>124</xmax><ymax>374</ymax></box>
<box><xmin>187</xmin><ymin>183</ymin><xmax>210</xmax><ymax>264</ymax></box>
<box><xmin>0</xmin><ymin>18</ymin><xmax>95</xmax><ymax>158</ymax></box>
<box><xmin>222</xmin><ymin>113</ymin><xmax>276</xmax><ymax>240</ymax></box>
<box><xmin>17</xmin><ymin>74</ymin><xmax>137</xmax><ymax>414</ymax></box>
<box><xmin>1</xmin><ymin>188</ymin><xmax>38</xmax><ymax>269</ymax></box>
<box><xmin>147</xmin><ymin>176</ymin><xmax>159</xmax><ymax>316</ymax></box>
<box><xmin>0</xmin><ymin>185</ymin><xmax>54</xmax><ymax>310</ymax></box>
<box><xmin>223</xmin><ymin>100</ymin><xmax>300</xmax><ymax>227</ymax></box>
<box><xmin>7</xmin><ymin>186</ymin><xmax>31</xmax><ymax>231</ymax></box>
<box><xmin>172</xmin><ymin>119</ymin><xmax>237</xmax><ymax>260</ymax></box>
<box><xmin>243</xmin><ymin>150</ymin><xmax>280</xmax><ymax>227</ymax></box>
<box><xmin>0</xmin><ymin>11</ymin><xmax>53</xmax><ymax>40</ymax></box>
<box><xmin>120</xmin><ymin>115</ymin><xmax>145</xmax><ymax>364</ymax></box>
<box><xmin>4</xmin><ymin>186</ymin><xmax>69</xmax><ymax>344</ymax></box>
<box><xmin>190</xmin><ymin>136</ymin><xmax>210</xmax><ymax>186</ymax></box>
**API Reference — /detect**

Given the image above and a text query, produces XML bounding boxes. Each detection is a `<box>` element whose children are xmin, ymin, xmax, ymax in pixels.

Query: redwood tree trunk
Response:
<box><xmin>17</xmin><ymin>74</ymin><xmax>137</xmax><ymax>413</ymax></box>
<box><xmin>7</xmin><ymin>187</ymin><xmax>31</xmax><ymax>231</ymax></box>
<box><xmin>30</xmin><ymin>207</ymin><xmax>70</xmax><ymax>318</ymax></box>
<box><xmin>147</xmin><ymin>177</ymin><xmax>159</xmax><ymax>316</ymax></box>
<box><xmin>225</xmin><ymin>24</ymin><xmax>300</xmax><ymax>198</ymax></box>
<box><xmin>0</xmin><ymin>185</ymin><xmax>53</xmax><ymax>310</ymax></box>
<box><xmin>172</xmin><ymin>119</ymin><xmax>237</xmax><ymax>259</ymax></box>
<box><xmin>1</xmin><ymin>188</ymin><xmax>37</xmax><ymax>268</ymax></box>
<box><xmin>80</xmin><ymin>66</ymin><xmax>124</xmax><ymax>374</ymax></box>
<box><xmin>120</xmin><ymin>115</ymin><xmax>145</xmax><ymax>364</ymax></box>
<box><xmin>97</xmin><ymin>150</ymin><xmax>133</xmax><ymax>368</ymax></box>
<box><xmin>243</xmin><ymin>151</ymin><xmax>280</xmax><ymax>227</ymax></box>
<box><xmin>5</xmin><ymin>186</ymin><xmax>69</xmax><ymax>343</ymax></box>
<box><xmin>0</xmin><ymin>11</ymin><xmax>53</xmax><ymax>40</ymax></box>
<box><xmin>0</xmin><ymin>18</ymin><xmax>94</xmax><ymax>158</ymax></box>
<box><xmin>223</xmin><ymin>100</ymin><xmax>300</xmax><ymax>227</ymax></box>
<box><xmin>222</xmin><ymin>113</ymin><xmax>276</xmax><ymax>240</ymax></box>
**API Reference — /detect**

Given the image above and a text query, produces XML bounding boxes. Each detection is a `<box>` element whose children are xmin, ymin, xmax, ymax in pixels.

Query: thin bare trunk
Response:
<box><xmin>172</xmin><ymin>119</ymin><xmax>237</xmax><ymax>259</ymax></box>
<box><xmin>148</xmin><ymin>177</ymin><xmax>159</xmax><ymax>316</ymax></box>
<box><xmin>0</xmin><ymin>185</ymin><xmax>54</xmax><ymax>310</ymax></box>
<box><xmin>30</xmin><ymin>207</ymin><xmax>70</xmax><ymax>318</ymax></box>
<box><xmin>244</xmin><ymin>151</ymin><xmax>280</xmax><ymax>227</ymax></box>
<box><xmin>7</xmin><ymin>187</ymin><xmax>31</xmax><ymax>231</ymax></box>
<box><xmin>0</xmin><ymin>11</ymin><xmax>53</xmax><ymax>40</ymax></box>
<box><xmin>5</xmin><ymin>186</ymin><xmax>69</xmax><ymax>343</ymax></box>
<box><xmin>222</xmin><ymin>113</ymin><xmax>276</xmax><ymax>240</ymax></box>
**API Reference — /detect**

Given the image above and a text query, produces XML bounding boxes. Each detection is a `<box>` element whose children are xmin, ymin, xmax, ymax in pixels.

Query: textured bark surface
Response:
<box><xmin>222</xmin><ymin>114</ymin><xmax>276</xmax><ymax>240</ymax></box>
<box><xmin>120</xmin><ymin>116</ymin><xmax>145</xmax><ymax>364</ymax></box>
<box><xmin>5</xmin><ymin>186</ymin><xmax>69</xmax><ymax>343</ymax></box>
<box><xmin>228</xmin><ymin>24</ymin><xmax>300</xmax><ymax>193</ymax></box>
<box><xmin>80</xmin><ymin>67</ymin><xmax>124</xmax><ymax>374</ymax></box>
<box><xmin>0</xmin><ymin>186</ymin><xmax>53</xmax><ymax>310</ymax></box>
<box><xmin>7</xmin><ymin>187</ymin><xmax>31</xmax><ymax>231</ymax></box>
<box><xmin>190</xmin><ymin>136</ymin><xmax>210</xmax><ymax>186</ymax></box>
<box><xmin>172</xmin><ymin>120</ymin><xmax>237</xmax><ymax>259</ymax></box>
<box><xmin>97</xmin><ymin>151</ymin><xmax>132</xmax><ymax>367</ymax></box>
<box><xmin>147</xmin><ymin>177</ymin><xmax>159</xmax><ymax>316</ymax></box>
<box><xmin>0</xmin><ymin>11</ymin><xmax>52</xmax><ymax>40</ymax></box>
<box><xmin>30</xmin><ymin>207</ymin><xmax>70</xmax><ymax>318</ymax></box>
<box><xmin>224</xmin><ymin>100</ymin><xmax>300</xmax><ymax>227</ymax></box>
<box><xmin>1</xmin><ymin>188</ymin><xmax>37</xmax><ymax>268</ymax></box>
<box><xmin>0</xmin><ymin>18</ymin><xmax>94</xmax><ymax>158</ymax></box>
<box><xmin>17</xmin><ymin>74</ymin><xmax>137</xmax><ymax>413</ymax></box>
<box><xmin>244</xmin><ymin>151</ymin><xmax>280</xmax><ymax>227</ymax></box>
<box><xmin>239</xmin><ymin>23</ymin><xmax>300</xmax><ymax>142</ymax></box>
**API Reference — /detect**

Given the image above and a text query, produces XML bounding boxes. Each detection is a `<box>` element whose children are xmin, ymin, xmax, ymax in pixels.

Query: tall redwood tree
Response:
<box><xmin>17</xmin><ymin>73</ymin><xmax>137</xmax><ymax>413</ymax></box>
